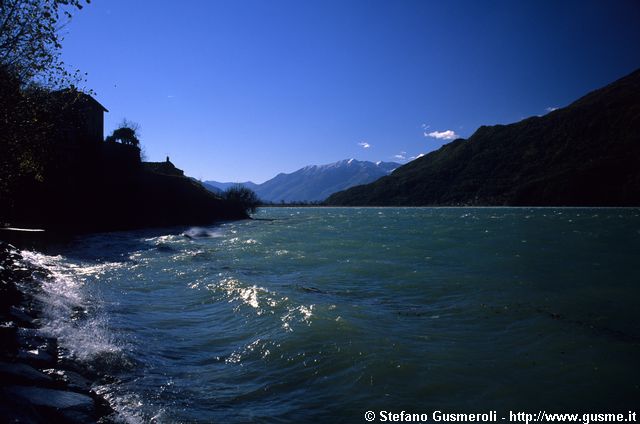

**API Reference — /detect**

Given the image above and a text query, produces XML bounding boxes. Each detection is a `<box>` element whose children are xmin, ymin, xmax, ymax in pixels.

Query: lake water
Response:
<box><xmin>23</xmin><ymin>208</ymin><xmax>640</xmax><ymax>422</ymax></box>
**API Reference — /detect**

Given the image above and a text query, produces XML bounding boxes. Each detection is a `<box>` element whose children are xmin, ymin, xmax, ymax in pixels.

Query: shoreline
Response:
<box><xmin>0</xmin><ymin>241</ymin><xmax>118</xmax><ymax>423</ymax></box>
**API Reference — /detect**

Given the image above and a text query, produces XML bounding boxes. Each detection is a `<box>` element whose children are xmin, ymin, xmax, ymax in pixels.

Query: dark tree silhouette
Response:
<box><xmin>106</xmin><ymin>127</ymin><xmax>139</xmax><ymax>146</ymax></box>
<box><xmin>0</xmin><ymin>0</ymin><xmax>90</xmax><ymax>86</ymax></box>
<box><xmin>106</xmin><ymin>120</ymin><xmax>141</xmax><ymax>146</ymax></box>
<box><xmin>1</xmin><ymin>0</ymin><xmax>90</xmax><ymax>223</ymax></box>
<box><xmin>223</xmin><ymin>185</ymin><xmax>260</xmax><ymax>215</ymax></box>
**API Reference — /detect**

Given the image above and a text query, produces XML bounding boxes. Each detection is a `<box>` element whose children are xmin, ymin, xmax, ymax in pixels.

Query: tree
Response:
<box><xmin>1</xmin><ymin>0</ymin><xmax>89</xmax><ymax>223</ymax></box>
<box><xmin>105</xmin><ymin>120</ymin><xmax>141</xmax><ymax>146</ymax></box>
<box><xmin>0</xmin><ymin>0</ymin><xmax>90</xmax><ymax>87</ymax></box>
<box><xmin>223</xmin><ymin>185</ymin><xmax>260</xmax><ymax>215</ymax></box>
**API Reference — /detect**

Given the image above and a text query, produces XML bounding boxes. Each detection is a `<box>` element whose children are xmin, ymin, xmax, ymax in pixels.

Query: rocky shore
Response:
<box><xmin>0</xmin><ymin>242</ymin><xmax>118</xmax><ymax>423</ymax></box>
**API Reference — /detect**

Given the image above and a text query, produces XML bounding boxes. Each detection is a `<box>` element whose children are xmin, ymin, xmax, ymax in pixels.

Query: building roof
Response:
<box><xmin>51</xmin><ymin>89</ymin><xmax>108</xmax><ymax>112</ymax></box>
<box><xmin>83</xmin><ymin>93</ymin><xmax>108</xmax><ymax>112</ymax></box>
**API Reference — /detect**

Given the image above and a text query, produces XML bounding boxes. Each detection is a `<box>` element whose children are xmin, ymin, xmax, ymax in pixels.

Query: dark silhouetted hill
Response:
<box><xmin>8</xmin><ymin>144</ymin><xmax>248</xmax><ymax>233</ymax></box>
<box><xmin>326</xmin><ymin>69</ymin><xmax>640</xmax><ymax>206</ymax></box>
<box><xmin>1</xmin><ymin>74</ymin><xmax>249</xmax><ymax>232</ymax></box>
<box><xmin>143</xmin><ymin>158</ymin><xmax>185</xmax><ymax>177</ymax></box>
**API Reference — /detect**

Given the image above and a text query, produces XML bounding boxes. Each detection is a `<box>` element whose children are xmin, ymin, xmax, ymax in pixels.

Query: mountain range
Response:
<box><xmin>327</xmin><ymin>68</ymin><xmax>640</xmax><ymax>206</ymax></box>
<box><xmin>205</xmin><ymin>159</ymin><xmax>399</xmax><ymax>203</ymax></box>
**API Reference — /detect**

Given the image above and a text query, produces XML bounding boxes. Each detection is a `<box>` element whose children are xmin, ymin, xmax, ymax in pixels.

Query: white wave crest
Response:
<box><xmin>21</xmin><ymin>250</ymin><xmax>122</xmax><ymax>361</ymax></box>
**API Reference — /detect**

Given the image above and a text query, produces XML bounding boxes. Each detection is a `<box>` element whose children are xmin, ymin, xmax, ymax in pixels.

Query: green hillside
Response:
<box><xmin>326</xmin><ymin>69</ymin><xmax>640</xmax><ymax>206</ymax></box>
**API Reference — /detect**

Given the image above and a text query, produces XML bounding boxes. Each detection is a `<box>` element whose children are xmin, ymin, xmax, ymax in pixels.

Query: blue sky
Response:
<box><xmin>61</xmin><ymin>0</ymin><xmax>640</xmax><ymax>183</ymax></box>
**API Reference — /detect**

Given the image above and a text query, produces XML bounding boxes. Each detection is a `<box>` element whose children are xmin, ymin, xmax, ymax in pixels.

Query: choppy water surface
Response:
<box><xmin>24</xmin><ymin>208</ymin><xmax>640</xmax><ymax>422</ymax></box>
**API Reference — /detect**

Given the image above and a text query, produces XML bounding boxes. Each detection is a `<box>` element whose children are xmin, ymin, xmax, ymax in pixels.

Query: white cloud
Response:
<box><xmin>545</xmin><ymin>106</ymin><xmax>558</xmax><ymax>113</ymax></box>
<box><xmin>358</xmin><ymin>141</ymin><xmax>371</xmax><ymax>149</ymax></box>
<box><xmin>393</xmin><ymin>153</ymin><xmax>406</xmax><ymax>160</ymax></box>
<box><xmin>424</xmin><ymin>130</ymin><xmax>459</xmax><ymax>140</ymax></box>
<box><xmin>409</xmin><ymin>153</ymin><xmax>425</xmax><ymax>160</ymax></box>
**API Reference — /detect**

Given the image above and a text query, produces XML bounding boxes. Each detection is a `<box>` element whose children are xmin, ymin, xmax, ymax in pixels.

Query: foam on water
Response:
<box><xmin>21</xmin><ymin>250</ymin><xmax>123</xmax><ymax>362</ymax></box>
<box><xmin>182</xmin><ymin>227</ymin><xmax>225</xmax><ymax>239</ymax></box>
<box><xmin>205</xmin><ymin>276</ymin><xmax>316</xmax><ymax>332</ymax></box>
<box><xmin>21</xmin><ymin>248</ymin><xmax>178</xmax><ymax>423</ymax></box>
